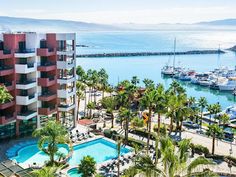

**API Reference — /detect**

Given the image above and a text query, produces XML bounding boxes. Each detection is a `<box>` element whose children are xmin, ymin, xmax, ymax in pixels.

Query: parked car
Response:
<box><xmin>183</xmin><ymin>121</ymin><xmax>200</xmax><ymax>129</ymax></box>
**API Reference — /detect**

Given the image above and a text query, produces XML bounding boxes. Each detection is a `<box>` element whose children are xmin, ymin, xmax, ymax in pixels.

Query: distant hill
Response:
<box><xmin>196</xmin><ymin>19</ymin><xmax>236</xmax><ymax>26</ymax></box>
<box><xmin>0</xmin><ymin>16</ymin><xmax>119</xmax><ymax>32</ymax></box>
<box><xmin>0</xmin><ymin>16</ymin><xmax>236</xmax><ymax>32</ymax></box>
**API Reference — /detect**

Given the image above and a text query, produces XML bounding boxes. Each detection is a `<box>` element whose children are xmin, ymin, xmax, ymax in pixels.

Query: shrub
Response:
<box><xmin>103</xmin><ymin>129</ymin><xmax>112</xmax><ymax>138</ymax></box>
<box><xmin>191</xmin><ymin>143</ymin><xmax>210</xmax><ymax>155</ymax></box>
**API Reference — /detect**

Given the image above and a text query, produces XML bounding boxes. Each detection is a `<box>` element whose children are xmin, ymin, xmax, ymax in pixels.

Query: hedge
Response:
<box><xmin>190</xmin><ymin>143</ymin><xmax>210</xmax><ymax>155</ymax></box>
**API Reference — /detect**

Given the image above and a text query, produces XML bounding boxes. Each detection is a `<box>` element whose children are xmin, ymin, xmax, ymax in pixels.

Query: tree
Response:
<box><xmin>119</xmin><ymin>107</ymin><xmax>132</xmax><ymax>144</ymax></box>
<box><xmin>206</xmin><ymin>124</ymin><xmax>224</xmax><ymax>155</ymax></box>
<box><xmin>117</xmin><ymin>139</ymin><xmax>122</xmax><ymax>177</ymax></box>
<box><xmin>198</xmin><ymin>97</ymin><xmax>207</xmax><ymax>130</ymax></box>
<box><xmin>98</xmin><ymin>68</ymin><xmax>108</xmax><ymax>99</ymax></box>
<box><xmin>212</xmin><ymin>103</ymin><xmax>221</xmax><ymax>123</ymax></box>
<box><xmin>87</xmin><ymin>102</ymin><xmax>96</xmax><ymax>118</ymax></box>
<box><xmin>218</xmin><ymin>113</ymin><xmax>230</xmax><ymax>125</ymax></box>
<box><xmin>207</xmin><ymin>104</ymin><xmax>214</xmax><ymax>125</ymax></box>
<box><xmin>32</xmin><ymin>120</ymin><xmax>69</xmax><ymax>166</ymax></box>
<box><xmin>78</xmin><ymin>156</ymin><xmax>96</xmax><ymax>177</ymax></box>
<box><xmin>143</xmin><ymin>78</ymin><xmax>155</xmax><ymax>90</ymax></box>
<box><xmin>0</xmin><ymin>85</ymin><xmax>13</xmax><ymax>104</ymax></box>
<box><xmin>101</xmin><ymin>96</ymin><xmax>118</xmax><ymax>128</ymax></box>
<box><xmin>140</xmin><ymin>88</ymin><xmax>159</xmax><ymax>152</ymax></box>
<box><xmin>131</xmin><ymin>117</ymin><xmax>144</xmax><ymax>129</ymax></box>
<box><xmin>131</xmin><ymin>76</ymin><xmax>140</xmax><ymax>86</ymax></box>
<box><xmin>76</xmin><ymin>81</ymin><xmax>85</xmax><ymax>115</ymax></box>
<box><xmin>32</xmin><ymin>166</ymin><xmax>57</xmax><ymax>177</ymax></box>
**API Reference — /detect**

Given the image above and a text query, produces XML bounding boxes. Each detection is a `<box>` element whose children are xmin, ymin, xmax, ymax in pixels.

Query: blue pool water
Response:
<box><xmin>9</xmin><ymin>138</ymin><xmax>130</xmax><ymax>168</ymax></box>
<box><xmin>11</xmin><ymin>144</ymin><xmax>69</xmax><ymax>166</ymax></box>
<box><xmin>69</xmin><ymin>138</ymin><xmax>130</xmax><ymax>166</ymax></box>
<box><xmin>67</xmin><ymin>168</ymin><xmax>81</xmax><ymax>177</ymax></box>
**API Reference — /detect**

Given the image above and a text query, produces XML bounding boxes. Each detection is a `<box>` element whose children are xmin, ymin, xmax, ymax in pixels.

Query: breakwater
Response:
<box><xmin>77</xmin><ymin>50</ymin><xmax>225</xmax><ymax>58</ymax></box>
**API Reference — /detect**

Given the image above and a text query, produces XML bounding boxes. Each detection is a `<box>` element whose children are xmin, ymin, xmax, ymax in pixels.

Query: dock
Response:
<box><xmin>77</xmin><ymin>49</ymin><xmax>225</xmax><ymax>58</ymax></box>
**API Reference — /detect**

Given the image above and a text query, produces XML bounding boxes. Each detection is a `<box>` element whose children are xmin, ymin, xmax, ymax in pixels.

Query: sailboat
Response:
<box><xmin>161</xmin><ymin>38</ymin><xmax>177</xmax><ymax>76</ymax></box>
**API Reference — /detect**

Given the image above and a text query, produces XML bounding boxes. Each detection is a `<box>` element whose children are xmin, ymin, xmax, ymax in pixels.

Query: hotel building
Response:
<box><xmin>0</xmin><ymin>32</ymin><xmax>77</xmax><ymax>140</ymax></box>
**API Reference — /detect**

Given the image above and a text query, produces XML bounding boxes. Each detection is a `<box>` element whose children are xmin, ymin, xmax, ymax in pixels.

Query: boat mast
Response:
<box><xmin>173</xmin><ymin>38</ymin><xmax>176</xmax><ymax>69</ymax></box>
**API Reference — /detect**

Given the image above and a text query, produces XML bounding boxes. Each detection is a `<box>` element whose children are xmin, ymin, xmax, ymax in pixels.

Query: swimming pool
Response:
<box><xmin>8</xmin><ymin>138</ymin><xmax>131</xmax><ymax>168</ymax></box>
<box><xmin>10</xmin><ymin>144</ymin><xmax>69</xmax><ymax>166</ymax></box>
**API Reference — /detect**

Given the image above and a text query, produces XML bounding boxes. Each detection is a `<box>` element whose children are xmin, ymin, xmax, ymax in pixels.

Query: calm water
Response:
<box><xmin>76</xmin><ymin>30</ymin><xmax>236</xmax><ymax>108</ymax></box>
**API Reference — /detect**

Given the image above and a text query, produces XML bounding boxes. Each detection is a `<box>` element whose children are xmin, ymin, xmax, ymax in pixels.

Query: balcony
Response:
<box><xmin>38</xmin><ymin>105</ymin><xmax>57</xmax><ymax>115</ymax></box>
<box><xmin>57</xmin><ymin>76</ymin><xmax>75</xmax><ymax>84</ymax></box>
<box><xmin>0</xmin><ymin>112</ymin><xmax>16</xmax><ymax>125</ymax></box>
<box><xmin>0</xmin><ymin>81</ymin><xmax>15</xmax><ymax>91</ymax></box>
<box><xmin>17</xmin><ymin>110</ymin><xmax>37</xmax><ymax>120</ymax></box>
<box><xmin>58</xmin><ymin>88</ymin><xmax>76</xmax><ymax>98</ymax></box>
<box><xmin>37</xmin><ymin>62</ymin><xmax>56</xmax><ymax>72</ymax></box>
<box><xmin>37</xmin><ymin>48</ymin><xmax>56</xmax><ymax>56</ymax></box>
<box><xmin>38</xmin><ymin>76</ymin><xmax>56</xmax><ymax>87</ymax></box>
<box><xmin>57</xmin><ymin>46</ymin><xmax>74</xmax><ymax>56</ymax></box>
<box><xmin>57</xmin><ymin>60</ymin><xmax>74</xmax><ymax>69</ymax></box>
<box><xmin>15</xmin><ymin>48</ymin><xmax>36</xmax><ymax>58</ymax></box>
<box><xmin>0</xmin><ymin>50</ymin><xmax>13</xmax><ymax>59</ymax></box>
<box><xmin>16</xmin><ymin>80</ymin><xmax>37</xmax><ymax>90</ymax></box>
<box><xmin>15</xmin><ymin>63</ymin><xmax>37</xmax><ymax>74</ymax></box>
<box><xmin>0</xmin><ymin>101</ymin><xmax>15</xmax><ymax>109</ymax></box>
<box><xmin>38</xmin><ymin>92</ymin><xmax>57</xmax><ymax>101</ymax></box>
<box><xmin>0</xmin><ymin>66</ymin><xmax>14</xmax><ymax>76</ymax></box>
<box><xmin>16</xmin><ymin>93</ymin><xmax>37</xmax><ymax>105</ymax></box>
<box><xmin>58</xmin><ymin>103</ymin><xmax>75</xmax><ymax>112</ymax></box>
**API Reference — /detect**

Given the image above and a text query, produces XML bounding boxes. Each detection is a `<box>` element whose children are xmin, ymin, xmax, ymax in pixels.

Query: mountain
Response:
<box><xmin>0</xmin><ymin>16</ymin><xmax>236</xmax><ymax>32</ymax></box>
<box><xmin>196</xmin><ymin>19</ymin><xmax>236</xmax><ymax>26</ymax></box>
<box><xmin>0</xmin><ymin>16</ymin><xmax>120</xmax><ymax>32</ymax></box>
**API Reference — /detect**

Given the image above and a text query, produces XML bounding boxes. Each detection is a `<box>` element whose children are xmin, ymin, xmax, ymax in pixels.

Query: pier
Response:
<box><xmin>77</xmin><ymin>49</ymin><xmax>225</xmax><ymax>58</ymax></box>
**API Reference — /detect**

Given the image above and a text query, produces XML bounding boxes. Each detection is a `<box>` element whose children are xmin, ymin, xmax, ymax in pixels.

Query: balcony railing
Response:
<box><xmin>1</xmin><ymin>49</ymin><xmax>11</xmax><ymax>55</ymax></box>
<box><xmin>58</xmin><ymin>75</ymin><xmax>74</xmax><ymax>80</ymax></box>
<box><xmin>0</xmin><ymin>65</ymin><xmax>13</xmax><ymax>71</ymax></box>
<box><xmin>16</xmin><ymin>48</ymin><xmax>35</xmax><ymax>53</ymax></box>
<box><xmin>16</xmin><ymin>79</ymin><xmax>36</xmax><ymax>85</ymax></box>
<box><xmin>37</xmin><ymin>48</ymin><xmax>56</xmax><ymax>56</ymax></box>
<box><xmin>0</xmin><ymin>112</ymin><xmax>16</xmax><ymax>124</ymax></box>
<box><xmin>38</xmin><ymin>92</ymin><xmax>57</xmax><ymax>101</ymax></box>
<box><xmin>0</xmin><ymin>49</ymin><xmax>13</xmax><ymax>59</ymax></box>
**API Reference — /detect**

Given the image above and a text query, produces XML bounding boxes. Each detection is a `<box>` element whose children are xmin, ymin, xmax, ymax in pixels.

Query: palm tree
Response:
<box><xmin>78</xmin><ymin>155</ymin><xmax>96</xmax><ymax>177</ymax></box>
<box><xmin>212</xmin><ymin>103</ymin><xmax>221</xmax><ymax>123</ymax></box>
<box><xmin>32</xmin><ymin>120</ymin><xmax>69</xmax><ymax>166</ymax></box>
<box><xmin>198</xmin><ymin>97</ymin><xmax>207</xmax><ymax>130</ymax></box>
<box><xmin>119</xmin><ymin>107</ymin><xmax>132</xmax><ymax>144</ymax></box>
<box><xmin>32</xmin><ymin>166</ymin><xmax>57</xmax><ymax>177</ymax></box>
<box><xmin>218</xmin><ymin>113</ymin><xmax>230</xmax><ymax>125</ymax></box>
<box><xmin>100</xmin><ymin>96</ymin><xmax>118</xmax><ymax>128</ymax></box>
<box><xmin>76</xmin><ymin>81</ymin><xmax>86</xmax><ymax>115</ymax></box>
<box><xmin>0</xmin><ymin>85</ymin><xmax>13</xmax><ymax>104</ymax></box>
<box><xmin>143</xmin><ymin>78</ymin><xmax>155</xmax><ymax>90</ymax></box>
<box><xmin>154</xmin><ymin>84</ymin><xmax>167</xmax><ymax>164</ymax></box>
<box><xmin>206</xmin><ymin>124</ymin><xmax>224</xmax><ymax>155</ymax></box>
<box><xmin>207</xmin><ymin>104</ymin><xmax>214</xmax><ymax>125</ymax></box>
<box><xmin>131</xmin><ymin>76</ymin><xmax>140</xmax><ymax>86</ymax></box>
<box><xmin>98</xmin><ymin>68</ymin><xmax>108</xmax><ymax>99</ymax></box>
<box><xmin>140</xmin><ymin>88</ymin><xmax>159</xmax><ymax>152</ymax></box>
<box><xmin>117</xmin><ymin>139</ymin><xmax>122</xmax><ymax>177</ymax></box>
<box><xmin>87</xmin><ymin>102</ymin><xmax>96</xmax><ymax>118</ymax></box>
<box><xmin>188</xmin><ymin>96</ymin><xmax>196</xmax><ymax>108</ymax></box>
<box><xmin>135</xmin><ymin>154</ymin><xmax>162</xmax><ymax>177</ymax></box>
<box><xmin>131</xmin><ymin>117</ymin><xmax>144</xmax><ymax>129</ymax></box>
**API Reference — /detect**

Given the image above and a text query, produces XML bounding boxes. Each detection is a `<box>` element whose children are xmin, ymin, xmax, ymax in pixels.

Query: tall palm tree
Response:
<box><xmin>87</xmin><ymin>102</ymin><xmax>96</xmax><ymax>118</ymax></box>
<box><xmin>212</xmin><ymin>103</ymin><xmax>221</xmax><ymax>123</ymax></box>
<box><xmin>140</xmin><ymin>88</ymin><xmax>159</xmax><ymax>152</ymax></box>
<box><xmin>117</xmin><ymin>139</ymin><xmax>122</xmax><ymax>177</ymax></box>
<box><xmin>131</xmin><ymin>76</ymin><xmax>140</xmax><ymax>86</ymax></box>
<box><xmin>218</xmin><ymin>113</ymin><xmax>230</xmax><ymax>125</ymax></box>
<box><xmin>207</xmin><ymin>104</ymin><xmax>214</xmax><ymax>125</ymax></box>
<box><xmin>100</xmin><ymin>96</ymin><xmax>118</xmax><ymax>128</ymax></box>
<box><xmin>188</xmin><ymin>96</ymin><xmax>196</xmax><ymax>108</ymax></box>
<box><xmin>154</xmin><ymin>84</ymin><xmax>167</xmax><ymax>164</ymax></box>
<box><xmin>0</xmin><ymin>85</ymin><xmax>13</xmax><ymax>104</ymax></box>
<box><xmin>119</xmin><ymin>107</ymin><xmax>132</xmax><ymax>144</ymax></box>
<box><xmin>143</xmin><ymin>78</ymin><xmax>155</xmax><ymax>90</ymax></box>
<box><xmin>198</xmin><ymin>97</ymin><xmax>207</xmax><ymax>130</ymax></box>
<box><xmin>76</xmin><ymin>81</ymin><xmax>85</xmax><ymax>115</ymax></box>
<box><xmin>98</xmin><ymin>68</ymin><xmax>108</xmax><ymax>99</ymax></box>
<box><xmin>32</xmin><ymin>166</ymin><xmax>57</xmax><ymax>177</ymax></box>
<box><xmin>206</xmin><ymin>124</ymin><xmax>224</xmax><ymax>155</ymax></box>
<box><xmin>32</xmin><ymin>120</ymin><xmax>69</xmax><ymax>166</ymax></box>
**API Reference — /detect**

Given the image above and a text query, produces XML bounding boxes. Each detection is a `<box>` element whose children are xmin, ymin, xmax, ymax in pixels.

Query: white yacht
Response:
<box><xmin>218</xmin><ymin>77</ymin><xmax>236</xmax><ymax>91</ymax></box>
<box><xmin>161</xmin><ymin>65</ymin><xmax>175</xmax><ymax>76</ymax></box>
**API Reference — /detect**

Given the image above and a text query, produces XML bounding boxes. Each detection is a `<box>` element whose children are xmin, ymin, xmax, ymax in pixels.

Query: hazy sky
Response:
<box><xmin>1</xmin><ymin>0</ymin><xmax>236</xmax><ymax>24</ymax></box>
